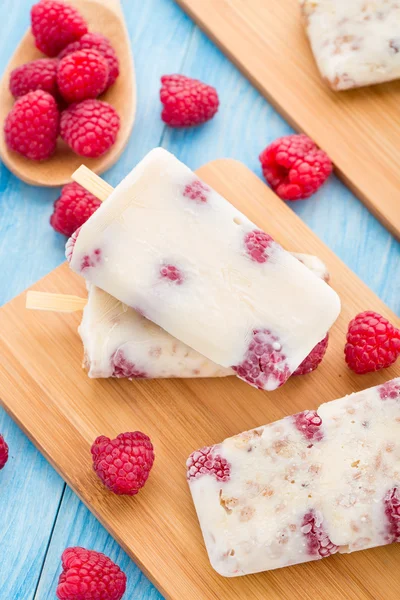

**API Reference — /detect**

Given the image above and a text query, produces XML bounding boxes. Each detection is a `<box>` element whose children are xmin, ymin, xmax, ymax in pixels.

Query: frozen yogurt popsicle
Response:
<box><xmin>301</xmin><ymin>0</ymin><xmax>400</xmax><ymax>90</ymax></box>
<box><xmin>67</xmin><ymin>148</ymin><xmax>340</xmax><ymax>391</ymax></box>
<box><xmin>187</xmin><ymin>378</ymin><xmax>400</xmax><ymax>576</ymax></box>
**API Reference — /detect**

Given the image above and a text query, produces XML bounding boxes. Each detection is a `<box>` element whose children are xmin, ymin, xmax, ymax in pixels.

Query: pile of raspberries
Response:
<box><xmin>4</xmin><ymin>0</ymin><xmax>121</xmax><ymax>161</ymax></box>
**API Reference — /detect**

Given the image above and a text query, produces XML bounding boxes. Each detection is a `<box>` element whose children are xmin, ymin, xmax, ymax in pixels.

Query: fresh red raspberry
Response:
<box><xmin>111</xmin><ymin>351</ymin><xmax>148</xmax><ymax>379</ymax></box>
<box><xmin>160</xmin><ymin>74</ymin><xmax>219</xmax><ymax>127</ymax></box>
<box><xmin>293</xmin><ymin>334</ymin><xmax>329</xmax><ymax>376</ymax></box>
<box><xmin>244</xmin><ymin>230</ymin><xmax>274</xmax><ymax>263</ymax></box>
<box><xmin>59</xmin><ymin>33</ymin><xmax>119</xmax><ymax>89</ymax></box>
<box><xmin>56</xmin><ymin>547</ymin><xmax>126</xmax><ymax>600</ymax></box>
<box><xmin>0</xmin><ymin>435</ymin><xmax>9</xmax><ymax>470</ymax></box>
<box><xmin>4</xmin><ymin>90</ymin><xmax>59</xmax><ymax>161</ymax></box>
<box><xmin>293</xmin><ymin>410</ymin><xmax>323</xmax><ymax>442</ymax></box>
<box><xmin>301</xmin><ymin>511</ymin><xmax>339</xmax><ymax>558</ymax></box>
<box><xmin>259</xmin><ymin>134</ymin><xmax>333</xmax><ymax>200</ymax></box>
<box><xmin>345</xmin><ymin>311</ymin><xmax>400</xmax><ymax>374</ymax></box>
<box><xmin>31</xmin><ymin>0</ymin><xmax>88</xmax><ymax>57</ymax></box>
<box><xmin>60</xmin><ymin>99</ymin><xmax>120</xmax><ymax>157</ymax></box>
<box><xmin>9</xmin><ymin>58</ymin><xmax>58</xmax><ymax>99</ymax></box>
<box><xmin>186</xmin><ymin>446</ymin><xmax>231</xmax><ymax>482</ymax></box>
<box><xmin>57</xmin><ymin>49</ymin><xmax>109</xmax><ymax>104</ymax></box>
<box><xmin>232</xmin><ymin>329</ymin><xmax>290</xmax><ymax>390</ymax></box>
<box><xmin>384</xmin><ymin>487</ymin><xmax>400</xmax><ymax>543</ymax></box>
<box><xmin>50</xmin><ymin>182</ymin><xmax>101</xmax><ymax>237</ymax></box>
<box><xmin>160</xmin><ymin>264</ymin><xmax>184</xmax><ymax>284</ymax></box>
<box><xmin>91</xmin><ymin>432</ymin><xmax>155</xmax><ymax>495</ymax></box>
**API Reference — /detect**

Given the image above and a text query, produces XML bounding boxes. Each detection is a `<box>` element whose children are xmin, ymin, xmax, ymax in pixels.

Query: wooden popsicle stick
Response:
<box><xmin>26</xmin><ymin>291</ymin><xmax>86</xmax><ymax>312</ymax></box>
<box><xmin>72</xmin><ymin>165</ymin><xmax>113</xmax><ymax>202</ymax></box>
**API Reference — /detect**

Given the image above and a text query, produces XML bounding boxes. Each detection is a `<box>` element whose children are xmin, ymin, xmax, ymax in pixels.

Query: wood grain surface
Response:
<box><xmin>176</xmin><ymin>0</ymin><xmax>400</xmax><ymax>240</ymax></box>
<box><xmin>0</xmin><ymin>159</ymin><xmax>398</xmax><ymax>600</ymax></box>
<box><xmin>0</xmin><ymin>0</ymin><xmax>136</xmax><ymax>186</ymax></box>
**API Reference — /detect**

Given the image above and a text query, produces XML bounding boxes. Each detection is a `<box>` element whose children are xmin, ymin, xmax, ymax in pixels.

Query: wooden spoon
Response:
<box><xmin>0</xmin><ymin>0</ymin><xmax>136</xmax><ymax>187</ymax></box>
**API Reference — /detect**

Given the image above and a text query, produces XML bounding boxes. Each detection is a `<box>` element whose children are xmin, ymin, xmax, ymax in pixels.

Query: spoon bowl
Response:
<box><xmin>0</xmin><ymin>0</ymin><xmax>136</xmax><ymax>187</ymax></box>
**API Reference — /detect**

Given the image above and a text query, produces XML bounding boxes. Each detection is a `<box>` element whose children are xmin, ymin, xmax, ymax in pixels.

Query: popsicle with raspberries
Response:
<box><xmin>186</xmin><ymin>378</ymin><xmax>400</xmax><ymax>576</ymax></box>
<box><xmin>66</xmin><ymin>147</ymin><xmax>340</xmax><ymax>391</ymax></box>
<box><xmin>301</xmin><ymin>0</ymin><xmax>400</xmax><ymax>90</ymax></box>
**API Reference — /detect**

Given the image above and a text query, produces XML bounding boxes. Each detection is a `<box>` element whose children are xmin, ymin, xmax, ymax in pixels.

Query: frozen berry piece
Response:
<box><xmin>111</xmin><ymin>350</ymin><xmax>148</xmax><ymax>379</ymax></box>
<box><xmin>91</xmin><ymin>431</ymin><xmax>155</xmax><ymax>496</ymax></box>
<box><xmin>65</xmin><ymin>227</ymin><xmax>81</xmax><ymax>263</ymax></box>
<box><xmin>384</xmin><ymin>487</ymin><xmax>400</xmax><ymax>543</ymax></box>
<box><xmin>232</xmin><ymin>329</ymin><xmax>290</xmax><ymax>390</ymax></box>
<box><xmin>56</xmin><ymin>546</ymin><xmax>126</xmax><ymax>600</ymax></box>
<box><xmin>160</xmin><ymin>74</ymin><xmax>219</xmax><ymax>127</ymax></box>
<box><xmin>379</xmin><ymin>380</ymin><xmax>400</xmax><ymax>401</ymax></box>
<box><xmin>57</xmin><ymin>49</ymin><xmax>108</xmax><ymax>104</ymax></box>
<box><xmin>9</xmin><ymin>58</ymin><xmax>59</xmax><ymax>99</ymax></box>
<box><xmin>60</xmin><ymin>99</ymin><xmax>120</xmax><ymax>158</ymax></box>
<box><xmin>183</xmin><ymin>179</ymin><xmax>210</xmax><ymax>203</ymax></box>
<box><xmin>244</xmin><ymin>230</ymin><xmax>274</xmax><ymax>263</ymax></box>
<box><xmin>50</xmin><ymin>182</ymin><xmax>101</xmax><ymax>237</ymax></box>
<box><xmin>0</xmin><ymin>435</ymin><xmax>8</xmax><ymax>470</ymax></box>
<box><xmin>293</xmin><ymin>334</ymin><xmax>329</xmax><ymax>376</ymax></box>
<box><xmin>301</xmin><ymin>510</ymin><xmax>339</xmax><ymax>558</ymax></box>
<box><xmin>293</xmin><ymin>410</ymin><xmax>323</xmax><ymax>442</ymax></box>
<box><xmin>4</xmin><ymin>90</ymin><xmax>59</xmax><ymax>161</ymax></box>
<box><xmin>259</xmin><ymin>134</ymin><xmax>333</xmax><ymax>200</ymax></box>
<box><xmin>160</xmin><ymin>264</ymin><xmax>184</xmax><ymax>284</ymax></box>
<box><xmin>59</xmin><ymin>32</ymin><xmax>119</xmax><ymax>89</ymax></box>
<box><xmin>31</xmin><ymin>0</ymin><xmax>88</xmax><ymax>57</ymax></box>
<box><xmin>80</xmin><ymin>248</ymin><xmax>102</xmax><ymax>271</ymax></box>
<box><xmin>345</xmin><ymin>311</ymin><xmax>400</xmax><ymax>374</ymax></box>
<box><xmin>186</xmin><ymin>446</ymin><xmax>231</xmax><ymax>482</ymax></box>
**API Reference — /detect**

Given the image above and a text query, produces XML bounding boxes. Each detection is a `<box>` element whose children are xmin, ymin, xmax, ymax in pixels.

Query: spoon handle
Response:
<box><xmin>91</xmin><ymin>0</ymin><xmax>123</xmax><ymax>14</ymax></box>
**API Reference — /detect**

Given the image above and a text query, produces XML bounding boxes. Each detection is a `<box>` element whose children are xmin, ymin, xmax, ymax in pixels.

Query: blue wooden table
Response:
<box><xmin>0</xmin><ymin>1</ymin><xmax>399</xmax><ymax>598</ymax></box>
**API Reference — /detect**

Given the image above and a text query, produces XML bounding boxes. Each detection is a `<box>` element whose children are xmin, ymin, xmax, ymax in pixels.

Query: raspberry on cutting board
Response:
<box><xmin>91</xmin><ymin>431</ymin><xmax>155</xmax><ymax>496</ymax></box>
<box><xmin>4</xmin><ymin>90</ymin><xmax>59</xmax><ymax>161</ymax></box>
<box><xmin>56</xmin><ymin>547</ymin><xmax>126</xmax><ymax>600</ymax></box>
<box><xmin>59</xmin><ymin>32</ymin><xmax>120</xmax><ymax>89</ymax></box>
<box><xmin>57</xmin><ymin>49</ymin><xmax>109</xmax><ymax>104</ymax></box>
<box><xmin>259</xmin><ymin>134</ymin><xmax>332</xmax><ymax>200</ymax></box>
<box><xmin>345</xmin><ymin>311</ymin><xmax>400</xmax><ymax>374</ymax></box>
<box><xmin>31</xmin><ymin>0</ymin><xmax>88</xmax><ymax>57</ymax></box>
<box><xmin>60</xmin><ymin>99</ymin><xmax>120</xmax><ymax>157</ymax></box>
<box><xmin>160</xmin><ymin>74</ymin><xmax>219</xmax><ymax>127</ymax></box>
<box><xmin>9</xmin><ymin>58</ymin><xmax>59</xmax><ymax>99</ymax></box>
<box><xmin>50</xmin><ymin>182</ymin><xmax>101</xmax><ymax>237</ymax></box>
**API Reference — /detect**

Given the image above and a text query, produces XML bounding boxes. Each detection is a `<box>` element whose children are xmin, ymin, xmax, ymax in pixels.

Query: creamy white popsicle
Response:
<box><xmin>301</xmin><ymin>0</ymin><xmax>400</xmax><ymax>90</ymax></box>
<box><xmin>187</xmin><ymin>378</ymin><xmax>400</xmax><ymax>576</ymax></box>
<box><xmin>67</xmin><ymin>148</ymin><xmax>340</xmax><ymax>390</ymax></box>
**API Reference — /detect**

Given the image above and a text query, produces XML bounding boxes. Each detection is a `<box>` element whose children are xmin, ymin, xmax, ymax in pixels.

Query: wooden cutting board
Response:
<box><xmin>176</xmin><ymin>0</ymin><xmax>400</xmax><ymax>241</ymax></box>
<box><xmin>0</xmin><ymin>159</ymin><xmax>399</xmax><ymax>600</ymax></box>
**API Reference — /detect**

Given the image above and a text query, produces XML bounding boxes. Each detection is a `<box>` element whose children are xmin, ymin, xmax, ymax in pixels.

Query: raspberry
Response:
<box><xmin>293</xmin><ymin>410</ymin><xmax>323</xmax><ymax>442</ymax></box>
<box><xmin>31</xmin><ymin>0</ymin><xmax>88</xmax><ymax>57</ymax></box>
<box><xmin>259</xmin><ymin>134</ymin><xmax>332</xmax><ymax>200</ymax></box>
<box><xmin>379</xmin><ymin>379</ymin><xmax>400</xmax><ymax>401</ymax></box>
<box><xmin>301</xmin><ymin>511</ymin><xmax>339</xmax><ymax>558</ymax></box>
<box><xmin>186</xmin><ymin>446</ymin><xmax>231</xmax><ymax>482</ymax></box>
<box><xmin>60</xmin><ymin>99</ymin><xmax>120</xmax><ymax>158</ymax></box>
<box><xmin>183</xmin><ymin>179</ymin><xmax>210</xmax><ymax>203</ymax></box>
<box><xmin>0</xmin><ymin>435</ymin><xmax>9</xmax><ymax>470</ymax></box>
<box><xmin>160</xmin><ymin>74</ymin><xmax>219</xmax><ymax>127</ymax></box>
<box><xmin>56</xmin><ymin>547</ymin><xmax>126</xmax><ymax>600</ymax></box>
<box><xmin>232</xmin><ymin>329</ymin><xmax>291</xmax><ymax>390</ymax></box>
<box><xmin>293</xmin><ymin>334</ymin><xmax>329</xmax><ymax>376</ymax></box>
<box><xmin>4</xmin><ymin>90</ymin><xmax>59</xmax><ymax>161</ymax></box>
<box><xmin>50</xmin><ymin>182</ymin><xmax>101</xmax><ymax>237</ymax></box>
<box><xmin>57</xmin><ymin>49</ymin><xmax>109</xmax><ymax>104</ymax></box>
<box><xmin>9</xmin><ymin>58</ymin><xmax>58</xmax><ymax>99</ymax></box>
<box><xmin>65</xmin><ymin>226</ymin><xmax>80</xmax><ymax>262</ymax></box>
<box><xmin>345</xmin><ymin>311</ymin><xmax>400</xmax><ymax>374</ymax></box>
<box><xmin>244</xmin><ymin>230</ymin><xmax>275</xmax><ymax>263</ymax></box>
<box><xmin>81</xmin><ymin>248</ymin><xmax>102</xmax><ymax>271</ymax></box>
<box><xmin>384</xmin><ymin>487</ymin><xmax>400</xmax><ymax>543</ymax></box>
<box><xmin>160</xmin><ymin>264</ymin><xmax>184</xmax><ymax>284</ymax></box>
<box><xmin>91</xmin><ymin>432</ymin><xmax>155</xmax><ymax>496</ymax></box>
<box><xmin>111</xmin><ymin>351</ymin><xmax>148</xmax><ymax>379</ymax></box>
<box><xmin>59</xmin><ymin>33</ymin><xmax>119</xmax><ymax>89</ymax></box>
